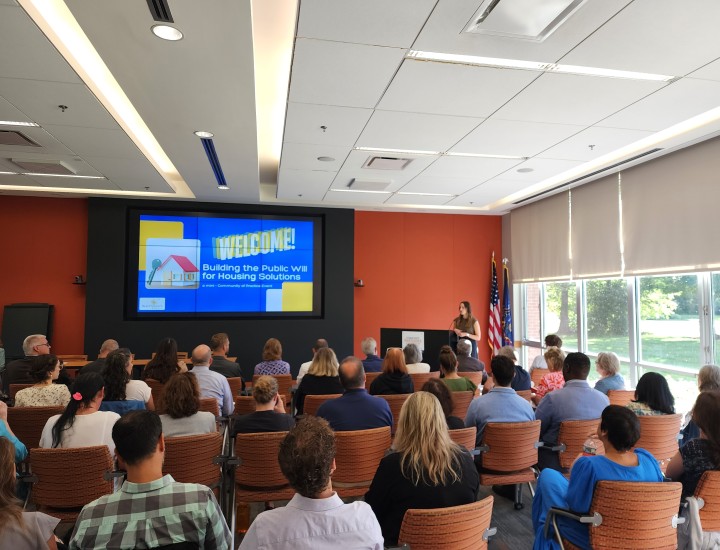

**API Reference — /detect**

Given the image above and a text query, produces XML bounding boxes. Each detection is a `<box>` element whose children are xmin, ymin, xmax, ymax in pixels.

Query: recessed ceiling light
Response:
<box><xmin>317</xmin><ymin>156</ymin><xmax>335</xmax><ymax>162</ymax></box>
<box><xmin>517</xmin><ymin>168</ymin><xmax>534</xmax><ymax>173</ymax></box>
<box><xmin>217</xmin><ymin>184</ymin><xmax>230</xmax><ymax>190</ymax></box>
<box><xmin>151</xmin><ymin>25</ymin><xmax>183</xmax><ymax>41</ymax></box>
<box><xmin>194</xmin><ymin>130</ymin><xmax>214</xmax><ymax>138</ymax></box>
<box><xmin>0</xmin><ymin>120</ymin><xmax>39</xmax><ymax>127</ymax></box>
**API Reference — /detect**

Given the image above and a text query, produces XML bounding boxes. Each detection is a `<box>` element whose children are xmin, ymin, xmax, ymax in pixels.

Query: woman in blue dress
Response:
<box><xmin>532</xmin><ymin>405</ymin><xmax>664</xmax><ymax>550</ymax></box>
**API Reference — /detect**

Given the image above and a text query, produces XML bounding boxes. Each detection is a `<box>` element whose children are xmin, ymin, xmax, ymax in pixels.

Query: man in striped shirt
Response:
<box><xmin>69</xmin><ymin>410</ymin><xmax>231</xmax><ymax>549</ymax></box>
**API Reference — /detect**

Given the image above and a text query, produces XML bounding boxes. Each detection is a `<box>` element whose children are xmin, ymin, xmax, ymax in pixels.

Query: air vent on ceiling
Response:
<box><xmin>513</xmin><ymin>148</ymin><xmax>664</xmax><ymax>205</ymax></box>
<box><xmin>464</xmin><ymin>0</ymin><xmax>588</xmax><ymax>42</ymax></box>
<box><xmin>146</xmin><ymin>0</ymin><xmax>174</xmax><ymax>23</ymax></box>
<box><xmin>361</xmin><ymin>156</ymin><xmax>412</xmax><ymax>170</ymax></box>
<box><xmin>10</xmin><ymin>159</ymin><xmax>76</xmax><ymax>175</ymax></box>
<box><xmin>348</xmin><ymin>179</ymin><xmax>390</xmax><ymax>192</ymax></box>
<box><xmin>0</xmin><ymin>131</ymin><xmax>40</xmax><ymax>147</ymax></box>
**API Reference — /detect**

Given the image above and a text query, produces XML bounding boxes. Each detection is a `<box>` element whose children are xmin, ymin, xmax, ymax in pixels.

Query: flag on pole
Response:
<box><xmin>488</xmin><ymin>254</ymin><xmax>502</xmax><ymax>354</ymax></box>
<box><xmin>502</xmin><ymin>260</ymin><xmax>514</xmax><ymax>347</ymax></box>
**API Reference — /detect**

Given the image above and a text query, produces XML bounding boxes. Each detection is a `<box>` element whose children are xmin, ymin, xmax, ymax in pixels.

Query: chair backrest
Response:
<box><xmin>450</xmin><ymin>391</ymin><xmax>474</xmax><ymax>421</ymax></box>
<box><xmin>449</xmin><ymin>427</ymin><xmax>477</xmax><ymax>451</ymax></box>
<box><xmin>57</xmin><ymin>354</ymin><xmax>88</xmax><ymax>361</ymax></box>
<box><xmin>163</xmin><ymin>432</ymin><xmax>223</xmax><ymax>488</ymax></box>
<box><xmin>409</xmin><ymin>371</ymin><xmax>440</xmax><ymax>391</ymax></box>
<box><xmin>377</xmin><ymin>394</ymin><xmax>412</xmax><ymax>434</ymax></box>
<box><xmin>29</xmin><ymin>446</ymin><xmax>114</xmax><ymax>509</ymax></box>
<box><xmin>586</xmin><ymin>481</ymin><xmax>682</xmax><ymax>550</ymax></box>
<box><xmin>227</xmin><ymin>377</ymin><xmax>243</xmax><ymax>396</ymax></box>
<box><xmin>531</xmin><ymin>368</ymin><xmax>546</xmax><ymax>387</ymax></box>
<box><xmin>608</xmin><ymin>389</ymin><xmax>635</xmax><ymax>406</ymax></box>
<box><xmin>234</xmin><ymin>431</ymin><xmax>289</xmax><ymax>489</ymax></box>
<box><xmin>198</xmin><ymin>397</ymin><xmax>219</xmax><ymax>417</ymax></box>
<box><xmin>515</xmin><ymin>389</ymin><xmax>533</xmax><ymax>403</ymax></box>
<box><xmin>234</xmin><ymin>395</ymin><xmax>256</xmax><ymax>415</ymax></box>
<box><xmin>398</xmin><ymin>496</ymin><xmax>495</xmax><ymax>550</ymax></box>
<box><xmin>458</xmin><ymin>371</ymin><xmax>483</xmax><ymax>391</ymax></box>
<box><xmin>364</xmin><ymin>371</ymin><xmax>381</xmax><ymax>390</ymax></box>
<box><xmin>99</xmin><ymin>400</ymin><xmax>146</xmax><ymax>415</ymax></box>
<box><xmin>635</xmin><ymin>414</ymin><xmax>683</xmax><ymax>472</ymax></box>
<box><xmin>9</xmin><ymin>383</ymin><xmax>34</xmax><ymax>399</ymax></box>
<box><xmin>695</xmin><ymin>470</ymin><xmax>720</xmax><ymax>531</ymax></box>
<box><xmin>556</xmin><ymin>418</ymin><xmax>604</xmax><ymax>470</ymax></box>
<box><xmin>146</xmin><ymin>379</ymin><xmax>165</xmax><ymax>412</ymax></box>
<box><xmin>7</xmin><ymin>406</ymin><xmax>64</xmax><ymax>450</ymax></box>
<box><xmin>334</xmin><ymin>426</ymin><xmax>391</xmax><ymax>486</ymax></box>
<box><xmin>481</xmin><ymin>421</ymin><xmax>541</xmax><ymax>472</ymax></box>
<box><xmin>304</xmin><ymin>394</ymin><xmax>342</xmax><ymax>416</ymax></box>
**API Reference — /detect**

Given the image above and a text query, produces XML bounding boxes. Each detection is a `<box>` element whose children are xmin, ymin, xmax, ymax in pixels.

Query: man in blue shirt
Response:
<box><xmin>535</xmin><ymin>351</ymin><xmax>610</xmax><ymax>471</ymax></box>
<box><xmin>465</xmin><ymin>355</ymin><xmax>535</xmax><ymax>447</ymax></box>
<box><xmin>360</xmin><ymin>337</ymin><xmax>383</xmax><ymax>373</ymax></box>
<box><xmin>317</xmin><ymin>357</ymin><xmax>392</xmax><ymax>431</ymax></box>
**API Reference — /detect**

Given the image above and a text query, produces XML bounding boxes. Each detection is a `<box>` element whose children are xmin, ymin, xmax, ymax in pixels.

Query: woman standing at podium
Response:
<box><xmin>449</xmin><ymin>301</ymin><xmax>481</xmax><ymax>359</ymax></box>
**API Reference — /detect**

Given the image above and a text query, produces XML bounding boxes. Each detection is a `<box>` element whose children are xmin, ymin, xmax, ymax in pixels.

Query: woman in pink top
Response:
<box><xmin>532</xmin><ymin>347</ymin><xmax>566</xmax><ymax>406</ymax></box>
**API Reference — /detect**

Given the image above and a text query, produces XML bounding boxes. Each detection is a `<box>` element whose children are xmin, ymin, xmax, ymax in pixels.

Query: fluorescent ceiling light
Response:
<box><xmin>151</xmin><ymin>25</ymin><xmax>183</xmax><ymax>41</ymax></box>
<box><xmin>194</xmin><ymin>130</ymin><xmax>214</xmax><ymax>138</ymax></box>
<box><xmin>217</xmin><ymin>184</ymin><xmax>230</xmax><ymax>190</ymax></box>
<box><xmin>0</xmin><ymin>171</ymin><xmax>18</xmax><ymax>175</ymax></box>
<box><xmin>330</xmin><ymin>188</ymin><xmax>391</xmax><ymax>194</ymax></box>
<box><xmin>406</xmin><ymin>50</ymin><xmax>676</xmax><ymax>82</ymax></box>
<box><xmin>396</xmin><ymin>191</ymin><xmax>456</xmax><ymax>197</ymax></box>
<box><xmin>355</xmin><ymin>146</ymin><xmax>441</xmax><ymax>156</ymax></box>
<box><xmin>445</xmin><ymin>152</ymin><xmax>527</xmax><ymax>160</ymax></box>
<box><xmin>23</xmin><ymin>173</ymin><xmax>105</xmax><ymax>179</ymax></box>
<box><xmin>0</xmin><ymin>120</ymin><xmax>39</xmax><ymax>127</ymax></box>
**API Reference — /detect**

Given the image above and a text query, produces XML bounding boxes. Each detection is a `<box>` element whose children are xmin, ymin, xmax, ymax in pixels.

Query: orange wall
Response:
<box><xmin>354</xmin><ymin>211</ymin><xmax>503</xmax><ymax>367</ymax></box>
<box><xmin>0</xmin><ymin>196</ymin><xmax>87</xmax><ymax>353</ymax></box>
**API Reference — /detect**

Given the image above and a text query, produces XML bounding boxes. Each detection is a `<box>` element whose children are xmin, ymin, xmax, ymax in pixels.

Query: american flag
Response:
<box><xmin>488</xmin><ymin>255</ymin><xmax>502</xmax><ymax>354</ymax></box>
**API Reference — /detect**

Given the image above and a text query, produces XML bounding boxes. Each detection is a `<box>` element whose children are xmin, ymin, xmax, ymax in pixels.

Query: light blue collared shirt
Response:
<box><xmin>191</xmin><ymin>365</ymin><xmax>234</xmax><ymax>416</ymax></box>
<box><xmin>464</xmin><ymin>387</ymin><xmax>535</xmax><ymax>445</ymax></box>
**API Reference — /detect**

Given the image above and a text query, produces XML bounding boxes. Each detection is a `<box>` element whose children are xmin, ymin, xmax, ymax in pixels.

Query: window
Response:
<box><xmin>586</xmin><ymin>279</ymin><xmax>629</xmax><ymax>359</ymax></box>
<box><xmin>544</xmin><ymin>282</ymin><xmax>577</xmax><ymax>351</ymax></box>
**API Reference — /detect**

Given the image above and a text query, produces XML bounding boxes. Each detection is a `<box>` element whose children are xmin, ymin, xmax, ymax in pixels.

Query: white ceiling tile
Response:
<box><xmin>421</xmin><ymin>155</ymin><xmax>523</xmax><ymax>180</ymax></box>
<box><xmin>560</xmin><ymin>0</ymin><xmax>720</xmax><ymax>76</ymax></box>
<box><xmin>398</xmin><ymin>176</ymin><xmax>479</xmax><ymax>195</ymax></box>
<box><xmin>498</xmin><ymin>158</ymin><xmax>582</xmax><ymax>182</ymax></box>
<box><xmin>597</xmin><ymin>78</ymin><xmax>720</xmax><ymax>132</ymax></box>
<box><xmin>0</xmin><ymin>172</ymin><xmax>46</xmax><ymax>187</ymax></box>
<box><xmin>83</xmin><ymin>155</ymin><xmax>171</xmax><ymax>192</ymax></box>
<box><xmin>0</xmin><ymin>78</ymin><xmax>118</xmax><ymax>129</ymax></box>
<box><xmin>0</xmin><ymin>127</ymin><xmax>76</xmax><ymax>156</ymax></box>
<box><xmin>23</xmin><ymin>174</ymin><xmax>120</xmax><ymax>190</ymax></box>
<box><xmin>297</xmin><ymin>0</ymin><xmax>436</xmax><ymax>48</ymax></box>
<box><xmin>0</xmin><ymin>94</ymin><xmax>32</xmax><ymax>122</ymax></box>
<box><xmin>289</xmin><ymin>39</ymin><xmax>406</xmax><ymax>108</ymax></box>
<box><xmin>378</xmin><ymin>61</ymin><xmax>538</xmax><ymax>118</ymax></box>
<box><xmin>688</xmin><ymin>58</ymin><xmax>720</xmax><ymax>82</ymax></box>
<box><xmin>357</xmin><ymin>111</ymin><xmax>483</xmax><ymax>152</ymax></box>
<box><xmin>41</xmin><ymin>125</ymin><xmax>142</xmax><ymax>158</ymax></box>
<box><xmin>277</xmin><ymin>169</ymin><xmax>336</xmax><ymax>200</ymax></box>
<box><xmin>324</xmin><ymin>189</ymin><xmax>391</xmax><ymax>205</ymax></box>
<box><xmin>539</xmin><ymin>126</ymin><xmax>653</xmax><ymax>161</ymax></box>
<box><xmin>280</xmin><ymin>142</ymin><xmax>351</xmax><ymax>171</ymax></box>
<box><xmin>332</xmin><ymin>149</ymin><xmax>438</xmax><ymax>192</ymax></box>
<box><xmin>283</xmin><ymin>103</ymin><xmax>373</xmax><ymax>147</ymax></box>
<box><xmin>385</xmin><ymin>194</ymin><xmax>453</xmax><ymax>206</ymax></box>
<box><xmin>447</xmin><ymin>179</ymin><xmax>535</xmax><ymax>207</ymax></box>
<box><xmin>451</xmin><ymin>118</ymin><xmax>584</xmax><ymax>157</ymax></box>
<box><xmin>494</xmin><ymin>73</ymin><xmax>664</xmax><ymax>126</ymax></box>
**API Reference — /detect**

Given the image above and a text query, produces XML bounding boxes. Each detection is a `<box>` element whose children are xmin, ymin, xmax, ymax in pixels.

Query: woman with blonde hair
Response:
<box><xmin>680</xmin><ymin>364</ymin><xmax>720</xmax><ymax>443</ymax></box>
<box><xmin>369</xmin><ymin>347</ymin><xmax>414</xmax><ymax>395</ymax></box>
<box><xmin>365</xmin><ymin>391</ymin><xmax>479</xmax><ymax>545</ymax></box>
<box><xmin>254</xmin><ymin>338</ymin><xmax>291</xmax><ymax>376</ymax></box>
<box><xmin>532</xmin><ymin>347</ymin><xmax>566</xmax><ymax>405</ymax></box>
<box><xmin>594</xmin><ymin>351</ymin><xmax>625</xmax><ymax>395</ymax></box>
<box><xmin>294</xmin><ymin>347</ymin><xmax>343</xmax><ymax>415</ymax></box>
<box><xmin>233</xmin><ymin>375</ymin><xmax>295</xmax><ymax>434</ymax></box>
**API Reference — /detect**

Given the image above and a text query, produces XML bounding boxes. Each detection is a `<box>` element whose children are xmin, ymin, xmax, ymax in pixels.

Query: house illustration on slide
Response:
<box><xmin>154</xmin><ymin>255</ymin><xmax>199</xmax><ymax>288</ymax></box>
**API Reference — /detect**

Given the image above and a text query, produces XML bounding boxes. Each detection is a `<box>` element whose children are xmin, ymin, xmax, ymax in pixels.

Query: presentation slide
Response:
<box><xmin>130</xmin><ymin>212</ymin><xmax>321</xmax><ymax>317</ymax></box>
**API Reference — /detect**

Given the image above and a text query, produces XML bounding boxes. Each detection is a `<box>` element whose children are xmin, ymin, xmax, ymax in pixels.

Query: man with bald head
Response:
<box><xmin>317</xmin><ymin>356</ymin><xmax>392</xmax><ymax>431</ymax></box>
<box><xmin>82</xmin><ymin>339</ymin><xmax>120</xmax><ymax>375</ymax></box>
<box><xmin>190</xmin><ymin>344</ymin><xmax>234</xmax><ymax>416</ymax></box>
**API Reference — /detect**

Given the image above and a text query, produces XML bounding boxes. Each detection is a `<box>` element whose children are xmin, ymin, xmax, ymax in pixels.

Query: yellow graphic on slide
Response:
<box><xmin>139</xmin><ymin>221</ymin><xmax>184</xmax><ymax>270</ymax></box>
<box><xmin>281</xmin><ymin>282</ymin><xmax>313</xmax><ymax>311</ymax></box>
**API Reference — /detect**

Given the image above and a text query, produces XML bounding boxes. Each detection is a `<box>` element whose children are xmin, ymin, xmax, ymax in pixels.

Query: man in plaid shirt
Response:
<box><xmin>69</xmin><ymin>410</ymin><xmax>231</xmax><ymax>549</ymax></box>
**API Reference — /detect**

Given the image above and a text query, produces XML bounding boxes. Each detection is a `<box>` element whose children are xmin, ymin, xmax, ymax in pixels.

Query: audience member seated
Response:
<box><xmin>102</xmin><ymin>349</ymin><xmax>154</xmax><ymax>410</ymax></box>
<box><xmin>456</xmin><ymin>339</ymin><xmax>487</xmax><ymax>383</ymax></box>
<box><xmin>535</xmin><ymin>352</ymin><xmax>610</xmax><ymax>471</ymax></box>
<box><xmin>240</xmin><ymin>416</ymin><xmax>382</xmax><ymax>549</ymax></box>
<box><xmin>141</xmin><ymin>337</ymin><xmax>187</xmax><ymax>383</ymax></box>
<box><xmin>360</xmin><ymin>337</ymin><xmax>383</xmax><ymax>373</ymax></box>
<box><xmin>189</xmin><ymin>344</ymin><xmax>234</xmax><ymax>416</ymax></box>
<box><xmin>232</xmin><ymin>375</ymin><xmax>295</xmax><ymax>435</ymax></box>
<box><xmin>294</xmin><ymin>348</ymin><xmax>344</xmax><ymax>416</ymax></box>
<box><xmin>39</xmin><ymin>373</ymin><xmax>120</xmax><ymax>456</ymax></box>
<box><xmin>14</xmin><ymin>355</ymin><xmax>70</xmax><ymax>407</ymax></box>
<box><xmin>159</xmin><ymin>372</ymin><xmax>216</xmax><ymax>437</ymax></box>
<box><xmin>317</xmin><ymin>357</ymin><xmax>392</xmax><ymax>431</ymax></box>
<box><xmin>0</xmin><ymin>437</ymin><xmax>59</xmax><ymax>549</ymax></box>
<box><xmin>0</xmin><ymin>402</ymin><xmax>27</xmax><ymax>462</ymax></box>
<box><xmin>530</xmin><ymin>334</ymin><xmax>563</xmax><ymax>372</ymax></box>
<box><xmin>69</xmin><ymin>411</ymin><xmax>231</xmax><ymax>549</ymax></box>
<box><xmin>532</xmin><ymin>405</ymin><xmax>663</xmax><ymax>549</ymax></box>
<box><xmin>81</xmin><ymin>339</ymin><xmax>119</xmax><ymax>376</ymax></box>
<box><xmin>439</xmin><ymin>346</ymin><xmax>477</xmax><ymax>393</ymax></box>
<box><xmin>681</xmin><ymin>364</ymin><xmax>720</xmax><ymax>444</ymax></box>
<box><xmin>421</xmin><ymin>378</ymin><xmax>465</xmax><ymax>430</ymax></box>
<box><xmin>3</xmin><ymin>334</ymin><xmax>70</xmax><ymax>393</ymax></box>
<box><xmin>627</xmin><ymin>372</ymin><xmax>675</xmax><ymax>416</ymax></box>
<box><xmin>209</xmin><ymin>332</ymin><xmax>245</xmax><ymax>389</ymax></box>
<box><xmin>497</xmin><ymin>346</ymin><xmax>531</xmax><ymax>391</ymax></box>
<box><xmin>369</xmin><ymin>348</ymin><xmax>414</xmax><ymax>395</ymax></box>
<box><xmin>532</xmin><ymin>347</ymin><xmax>566</xmax><ymax>406</ymax></box>
<box><xmin>296</xmin><ymin>338</ymin><xmax>328</xmax><ymax>384</ymax></box>
<box><xmin>465</xmin><ymin>355</ymin><xmax>535</xmax><ymax>448</ymax></box>
<box><xmin>403</xmin><ymin>344</ymin><xmax>430</xmax><ymax>374</ymax></box>
<box><xmin>254</xmin><ymin>338</ymin><xmax>291</xmax><ymax>376</ymax></box>
<box><xmin>365</xmin><ymin>392</ymin><xmax>480</xmax><ymax>546</ymax></box>
<box><xmin>593</xmin><ymin>351</ymin><xmax>626</xmax><ymax>395</ymax></box>
<box><xmin>667</xmin><ymin>390</ymin><xmax>720</xmax><ymax>499</ymax></box>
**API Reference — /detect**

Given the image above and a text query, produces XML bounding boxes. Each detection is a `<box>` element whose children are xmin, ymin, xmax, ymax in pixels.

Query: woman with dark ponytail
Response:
<box><xmin>39</xmin><ymin>373</ymin><xmax>120</xmax><ymax>457</ymax></box>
